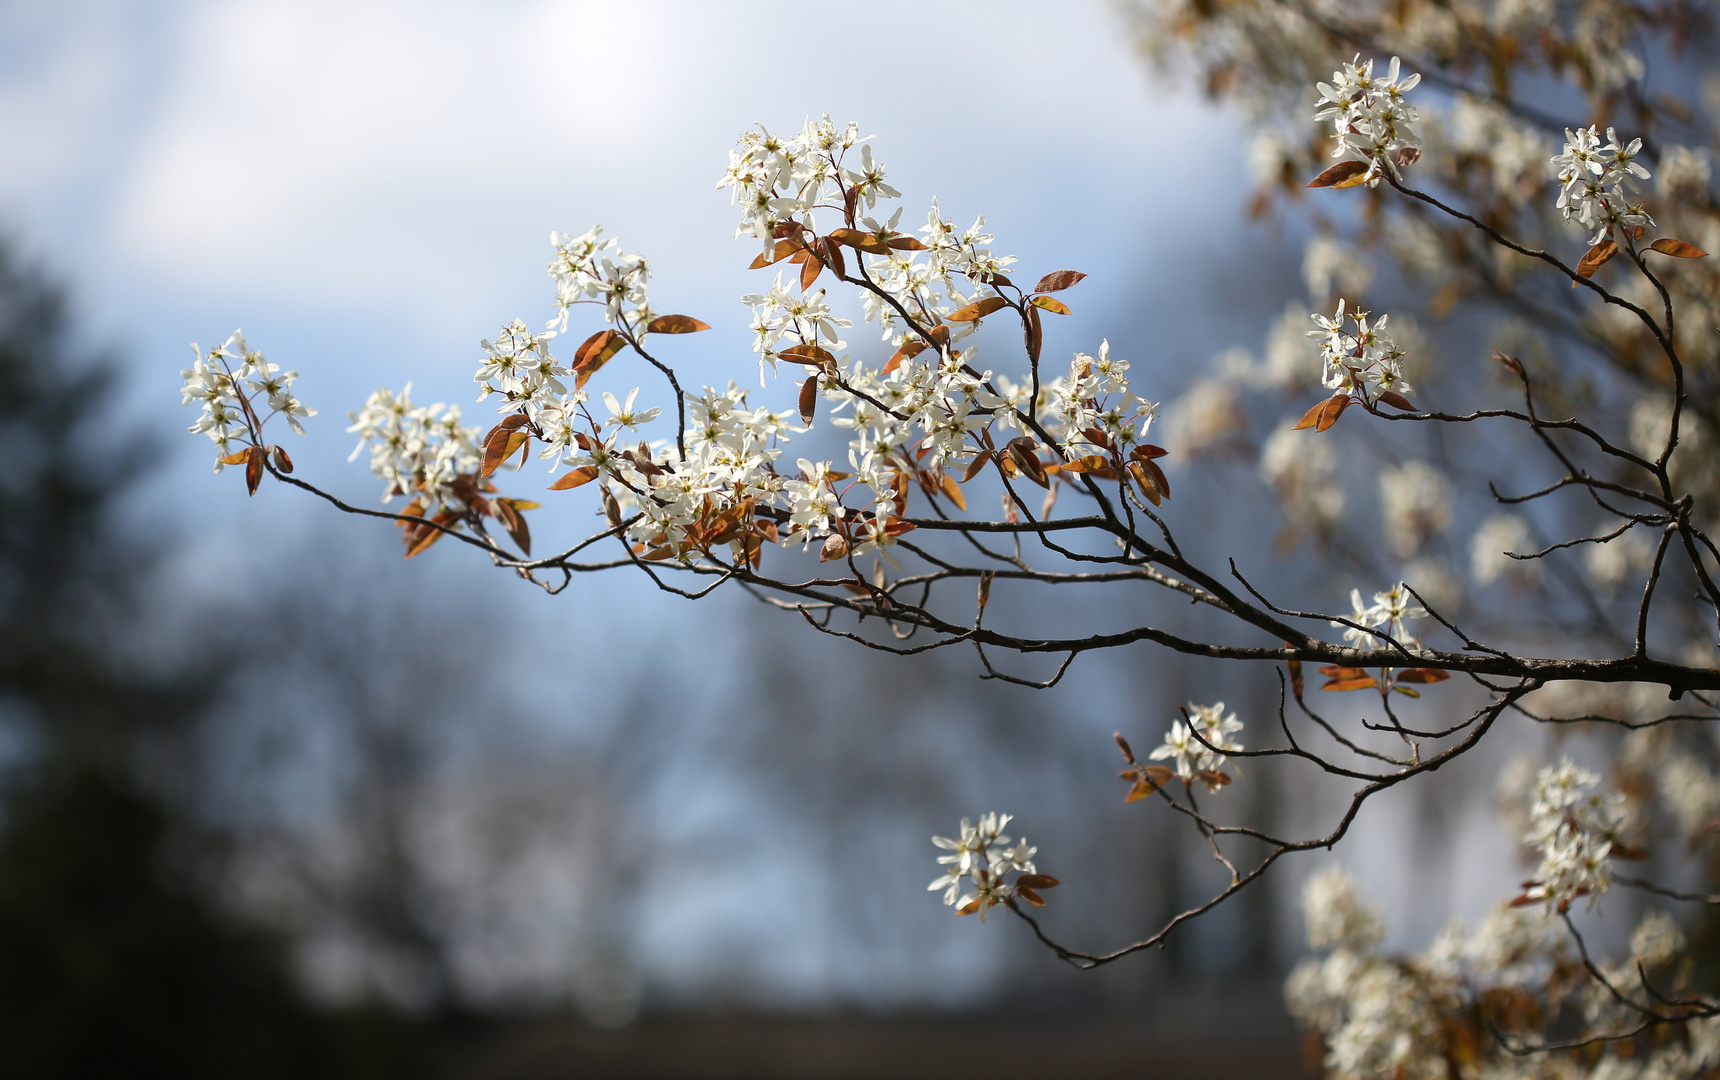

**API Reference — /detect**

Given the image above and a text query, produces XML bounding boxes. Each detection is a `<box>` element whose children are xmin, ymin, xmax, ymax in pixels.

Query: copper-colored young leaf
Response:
<box><xmin>887</xmin><ymin>235</ymin><xmax>927</xmax><ymax>251</ymax></box>
<box><xmin>646</xmin><ymin>314</ymin><xmax>710</xmax><ymax>334</ymax></box>
<box><xmin>501</xmin><ymin>413</ymin><xmax>530</xmax><ymax>430</ymax></box>
<box><xmin>977</xmin><ymin>571</ymin><xmax>993</xmax><ymax>612</ymax></box>
<box><xmin>1197</xmin><ymin>769</ymin><xmax>1233</xmax><ymax>788</ymax></box>
<box><xmin>1016</xmin><ymin>885</ymin><xmax>1045</xmax><ymax>907</ymax></box>
<box><xmin>482</xmin><ymin>429</ymin><xmax>530</xmax><ymax>478</ymax></box>
<box><xmin>749</xmin><ymin>239</ymin><xmax>800</xmax><ymax>269</ymax></box>
<box><xmin>573</xmin><ymin>330</ymin><xmax>626</xmax><ymax>389</ymax></box>
<box><xmin>219</xmin><ymin>450</ymin><xmax>251</xmax><ymax>466</ymax></box>
<box><xmin>1144</xmin><ymin>765</ymin><xmax>1176</xmax><ymax>786</ymax></box>
<box><xmin>778</xmin><ymin>343</ymin><xmax>837</xmax><ymax>369</ymax></box>
<box><xmin>1017</xmin><ymin>874</ymin><xmax>1060</xmax><ymax>890</ymax></box>
<box><xmin>244</xmin><ymin>446</ymin><xmax>265</xmax><ymax>495</ymax></box>
<box><xmin>1293</xmin><ymin>394</ymin><xmax>1350</xmax><ymax>432</ymax></box>
<box><xmin>798</xmin><ymin>373</ymin><xmax>819</xmax><ymax>426</ymax></box>
<box><xmin>1007</xmin><ymin>437</ymin><xmax>1048</xmax><ymax>488</ymax></box>
<box><xmin>955</xmin><ymin>898</ymin><xmax>982</xmax><ymax>916</ymax></box>
<box><xmin>1648</xmin><ymin>237</ymin><xmax>1708</xmax><ymax>258</ymax></box>
<box><xmin>820</xmin><ymin>532</ymin><xmax>849</xmax><ymax>562</ymax></box>
<box><xmin>1395</xmin><ymin>667</ymin><xmax>1452</xmax><ymax>684</ymax></box>
<box><xmin>939</xmin><ymin>473</ymin><xmax>967</xmax><ymax>511</ymax></box>
<box><xmin>946</xmin><ymin>296</ymin><xmax>1009</xmax><ymax>322</ymax></box>
<box><xmin>1139</xmin><ymin>458</ymin><xmax>1170</xmax><ymax>499</ymax></box>
<box><xmin>1321</xmin><ymin>668</ymin><xmax>1381</xmax><ymax>692</ymax></box>
<box><xmin>1307</xmin><ymin>159</ymin><xmax>1370</xmax><ymax>188</ymax></box>
<box><xmin>1492</xmin><ymin>351</ymin><xmax>1525</xmax><ymax>376</ymax></box>
<box><xmin>549</xmin><ymin>465</ymin><xmax>600</xmax><ymax>491</ymax></box>
<box><xmin>881</xmin><ymin>338</ymin><xmax>925</xmax><ymax>376</ymax></box>
<box><xmin>270</xmin><ymin>446</ymin><xmax>295</xmax><ymax>474</ymax></box>
<box><xmin>1024</xmin><ymin>303</ymin><xmax>1043</xmax><ymax>363</ymax></box>
<box><xmin>1126</xmin><ymin>462</ymin><xmax>1161</xmax><ymax>506</ymax></box>
<box><xmin>495</xmin><ymin>499</ymin><xmax>532</xmax><ymax>555</ymax></box>
<box><xmin>799</xmin><ymin>250</ymin><xmax>824</xmax><ymax>291</ymax></box>
<box><xmin>1132</xmin><ymin>443</ymin><xmax>1168</xmax><ymax>461</ymax></box>
<box><xmin>404</xmin><ymin>511</ymin><xmax>461</xmax><ymax>559</ymax></box>
<box><xmin>1114</xmin><ymin>733</ymin><xmax>1135</xmax><ymax>762</ymax></box>
<box><xmin>828</xmin><ymin>227</ymin><xmax>892</xmax><ymax>254</ymax></box>
<box><xmin>960</xmin><ymin>452</ymin><xmax>992</xmax><ymax>483</ymax></box>
<box><xmin>1575</xmin><ymin>239</ymin><xmax>1618</xmax><ymax>282</ymax></box>
<box><xmin>1376</xmin><ymin>390</ymin><xmax>1417</xmax><ymax>411</ymax></box>
<box><xmin>1125</xmin><ymin>780</ymin><xmax>1159</xmax><ymax>803</ymax></box>
<box><xmin>1287</xmin><ymin>656</ymin><xmax>1305</xmax><ymax>698</ymax></box>
<box><xmin>1032</xmin><ymin>270</ymin><xmax>1086</xmax><ymax>294</ymax></box>
<box><xmin>1029</xmin><ymin>295</ymin><xmax>1071</xmax><ymax>315</ymax></box>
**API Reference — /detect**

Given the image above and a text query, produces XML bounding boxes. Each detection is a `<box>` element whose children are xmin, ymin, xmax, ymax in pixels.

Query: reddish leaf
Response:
<box><xmin>1395</xmin><ymin>667</ymin><xmax>1452</xmax><ymax>684</ymax></box>
<box><xmin>573</xmin><ymin>330</ymin><xmax>625</xmax><ymax>389</ymax></box>
<box><xmin>946</xmin><ymin>296</ymin><xmax>1009</xmax><ymax>322</ymax></box>
<box><xmin>1032</xmin><ymin>270</ymin><xmax>1086</xmax><ymax>294</ymax></box>
<box><xmin>887</xmin><ymin>235</ymin><xmax>927</xmax><ymax>251</ymax></box>
<box><xmin>1016</xmin><ymin>874</ymin><xmax>1060</xmax><ymax>890</ymax></box>
<box><xmin>646</xmin><ymin>314</ymin><xmax>710</xmax><ymax>334</ymax></box>
<box><xmin>482</xmin><ymin>429</ymin><xmax>529</xmax><ymax>478</ymax></box>
<box><xmin>881</xmin><ymin>338</ymin><xmax>926</xmax><ymax>376</ymax></box>
<box><xmin>748</xmin><ymin>239</ymin><xmax>800</xmax><ymax>269</ymax></box>
<box><xmin>1114</xmin><ymin>733</ymin><xmax>1135</xmax><ymax>762</ymax></box>
<box><xmin>1377</xmin><ymin>390</ymin><xmax>1417</xmax><ymax>411</ymax></box>
<box><xmin>1007</xmin><ymin>437</ymin><xmax>1049</xmax><ymax>489</ymax></box>
<box><xmin>1307</xmin><ymin>159</ymin><xmax>1370</xmax><ymax>188</ymax></box>
<box><xmin>405</xmin><ymin>511</ymin><xmax>461</xmax><ymax>559</ymax></box>
<box><xmin>828</xmin><ymin>227</ymin><xmax>892</xmax><ymax>254</ymax></box>
<box><xmin>218</xmin><ymin>450</ymin><xmax>251</xmax><ymax>466</ymax></box>
<box><xmin>1016</xmin><ymin>885</ymin><xmax>1045</xmax><ymax>907</ymax></box>
<box><xmin>1493</xmin><ymin>350</ymin><xmax>1524</xmax><ymax>376</ymax></box>
<box><xmin>960</xmin><ymin>452</ymin><xmax>992</xmax><ymax>483</ymax></box>
<box><xmin>1029</xmin><ymin>295</ymin><xmax>1071</xmax><ymax>315</ymax></box>
<box><xmin>244</xmin><ymin>446</ymin><xmax>264</xmax><ymax>496</ymax></box>
<box><xmin>799</xmin><ymin>373</ymin><xmax>819</xmax><ymax>425</ymax></box>
<box><xmin>1321</xmin><ymin>668</ymin><xmax>1380</xmax><ymax>692</ymax></box>
<box><xmin>270</xmin><ymin>446</ymin><xmax>294</xmax><ymax>474</ymax></box>
<box><xmin>1126</xmin><ymin>462</ymin><xmax>1160</xmax><ymax>506</ymax></box>
<box><xmin>1023</xmin><ymin>303</ymin><xmax>1043</xmax><ymax>363</ymax></box>
<box><xmin>1575</xmin><ymin>239</ymin><xmax>1618</xmax><ymax>282</ymax></box>
<box><xmin>501</xmin><ymin>413</ymin><xmax>530</xmax><ymax>431</ymax></box>
<box><xmin>1125</xmin><ymin>780</ymin><xmax>1159</xmax><ymax>803</ymax></box>
<box><xmin>1197</xmin><ymin>769</ymin><xmax>1232</xmax><ymax>788</ymax></box>
<box><xmin>494</xmin><ymin>499</ymin><xmax>532</xmax><ymax>555</ymax></box>
<box><xmin>779</xmin><ymin>343</ymin><xmax>837</xmax><ymax>370</ymax></box>
<box><xmin>799</xmin><ymin>250</ymin><xmax>824</xmax><ymax>291</ymax></box>
<box><xmin>1293</xmin><ymin>394</ymin><xmax>1350</xmax><ymax>432</ymax></box>
<box><xmin>1288</xmin><ymin>656</ymin><xmax>1305</xmax><ymax>698</ymax></box>
<box><xmin>939</xmin><ymin>473</ymin><xmax>966</xmax><ymax>511</ymax></box>
<box><xmin>820</xmin><ymin>533</ymin><xmax>848</xmax><ymax>562</ymax></box>
<box><xmin>549</xmin><ymin>465</ymin><xmax>600</xmax><ymax>491</ymax></box>
<box><xmin>1649</xmin><ymin>238</ymin><xmax>1708</xmax><ymax>258</ymax></box>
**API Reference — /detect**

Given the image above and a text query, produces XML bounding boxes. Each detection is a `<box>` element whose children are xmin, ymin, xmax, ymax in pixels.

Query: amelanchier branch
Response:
<box><xmin>183</xmin><ymin>42</ymin><xmax>1720</xmax><ymax>1071</ymax></box>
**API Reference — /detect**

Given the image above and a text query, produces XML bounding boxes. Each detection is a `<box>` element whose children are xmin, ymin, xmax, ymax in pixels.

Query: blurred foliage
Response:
<box><xmin>0</xmin><ymin>238</ymin><xmax>449</xmax><ymax>1078</ymax></box>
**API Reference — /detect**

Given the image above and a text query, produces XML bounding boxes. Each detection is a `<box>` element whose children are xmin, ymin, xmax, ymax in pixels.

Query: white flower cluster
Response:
<box><xmin>1332</xmin><ymin>583</ymin><xmax>1428</xmax><ymax>650</ymax></box>
<box><xmin>180</xmin><ymin>330</ymin><xmax>315</xmax><ymax>472</ymax></box>
<box><xmin>1285</xmin><ymin>868</ymin><xmax>1443</xmax><ymax>1080</ymax></box>
<box><xmin>548</xmin><ymin>224</ymin><xmax>652</xmax><ymax>332</ymax></box>
<box><xmin>1378</xmin><ymin>461</ymin><xmax>1453</xmax><ymax>559</ymax></box>
<box><xmin>1148</xmin><ymin>702</ymin><xmax>1244</xmax><ymax>786</ymax></box>
<box><xmin>345</xmin><ymin>385</ymin><xmax>482</xmax><ymax>510</ymax></box>
<box><xmin>1288</xmin><ymin>869</ymin><xmax>1720</xmax><ymax>1080</ymax></box>
<box><xmin>1521</xmin><ymin>757</ymin><xmax>1624</xmax><ymax>909</ymax></box>
<box><xmin>1308</xmin><ymin>300</ymin><xmax>1413</xmax><ymax>404</ymax></box>
<box><xmin>927</xmin><ymin>813</ymin><xmax>1046</xmax><ymax>923</ymax></box>
<box><xmin>718</xmin><ymin>117</ymin><xmax>1159</xmax><ymax>479</ymax></box>
<box><xmin>331</xmin><ymin>122</ymin><xmax>1168</xmax><ymax>566</ymax></box>
<box><xmin>1313</xmin><ymin>55</ymin><xmax>1422</xmax><ymax>184</ymax></box>
<box><xmin>1552</xmin><ymin>125</ymin><xmax>1653</xmax><ymax>247</ymax></box>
